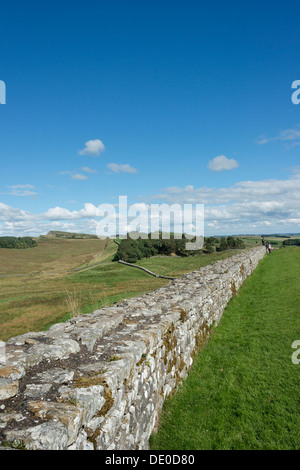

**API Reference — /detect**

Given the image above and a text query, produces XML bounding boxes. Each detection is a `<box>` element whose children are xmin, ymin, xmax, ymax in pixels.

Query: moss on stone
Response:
<box><xmin>231</xmin><ymin>280</ymin><xmax>237</xmax><ymax>297</ymax></box>
<box><xmin>72</xmin><ymin>372</ymin><xmax>106</xmax><ymax>388</ymax></box>
<box><xmin>178</xmin><ymin>356</ymin><xmax>185</xmax><ymax>373</ymax></box>
<box><xmin>167</xmin><ymin>351</ymin><xmax>177</xmax><ymax>374</ymax></box>
<box><xmin>191</xmin><ymin>322</ymin><xmax>210</xmax><ymax>360</ymax></box>
<box><xmin>162</xmin><ymin>323</ymin><xmax>177</xmax><ymax>365</ymax></box>
<box><xmin>87</xmin><ymin>430</ymin><xmax>99</xmax><ymax>450</ymax></box>
<box><xmin>172</xmin><ymin>306</ymin><xmax>188</xmax><ymax>322</ymax></box>
<box><xmin>136</xmin><ymin>353</ymin><xmax>147</xmax><ymax>367</ymax></box>
<box><xmin>108</xmin><ymin>355</ymin><xmax>122</xmax><ymax>362</ymax></box>
<box><xmin>179</xmin><ymin>308</ymin><xmax>188</xmax><ymax>322</ymax></box>
<box><xmin>98</xmin><ymin>387</ymin><xmax>114</xmax><ymax>417</ymax></box>
<box><xmin>240</xmin><ymin>263</ymin><xmax>245</xmax><ymax>276</ymax></box>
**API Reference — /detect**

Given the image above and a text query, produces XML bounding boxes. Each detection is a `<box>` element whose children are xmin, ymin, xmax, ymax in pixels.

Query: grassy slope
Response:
<box><xmin>150</xmin><ymin>247</ymin><xmax>300</xmax><ymax>450</ymax></box>
<box><xmin>0</xmin><ymin>237</ymin><xmax>109</xmax><ymax>275</ymax></box>
<box><xmin>0</xmin><ymin>238</ymin><xmax>110</xmax><ymax>340</ymax></box>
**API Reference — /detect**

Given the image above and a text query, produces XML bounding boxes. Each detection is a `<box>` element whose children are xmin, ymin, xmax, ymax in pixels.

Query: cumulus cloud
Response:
<box><xmin>43</xmin><ymin>203</ymin><xmax>99</xmax><ymax>220</ymax></box>
<box><xmin>147</xmin><ymin>173</ymin><xmax>300</xmax><ymax>234</ymax></box>
<box><xmin>152</xmin><ymin>174</ymin><xmax>300</xmax><ymax>206</ymax></box>
<box><xmin>78</xmin><ymin>139</ymin><xmax>105</xmax><ymax>156</ymax></box>
<box><xmin>0</xmin><ymin>202</ymin><xmax>34</xmax><ymax>222</ymax></box>
<box><xmin>0</xmin><ymin>201</ymin><xmax>100</xmax><ymax>237</ymax></box>
<box><xmin>1</xmin><ymin>173</ymin><xmax>300</xmax><ymax>237</ymax></box>
<box><xmin>44</xmin><ymin>206</ymin><xmax>76</xmax><ymax>220</ymax></box>
<box><xmin>208</xmin><ymin>155</ymin><xmax>239</xmax><ymax>172</ymax></box>
<box><xmin>107</xmin><ymin>163</ymin><xmax>138</xmax><ymax>174</ymax></box>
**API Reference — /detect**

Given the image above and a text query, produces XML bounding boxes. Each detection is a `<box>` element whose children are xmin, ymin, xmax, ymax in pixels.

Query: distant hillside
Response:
<box><xmin>44</xmin><ymin>230</ymin><xmax>99</xmax><ymax>239</ymax></box>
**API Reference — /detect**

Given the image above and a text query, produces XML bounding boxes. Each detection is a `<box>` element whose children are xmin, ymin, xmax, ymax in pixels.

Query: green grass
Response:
<box><xmin>68</xmin><ymin>249</ymin><xmax>243</xmax><ymax>284</ymax></box>
<box><xmin>150</xmin><ymin>247</ymin><xmax>300</xmax><ymax>450</ymax></box>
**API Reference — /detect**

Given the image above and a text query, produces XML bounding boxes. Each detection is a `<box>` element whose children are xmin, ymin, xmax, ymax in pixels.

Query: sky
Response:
<box><xmin>1</xmin><ymin>0</ymin><xmax>300</xmax><ymax>237</ymax></box>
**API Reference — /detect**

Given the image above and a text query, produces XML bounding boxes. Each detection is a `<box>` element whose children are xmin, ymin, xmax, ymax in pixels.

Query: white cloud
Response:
<box><xmin>78</xmin><ymin>139</ymin><xmax>105</xmax><ymax>156</ymax></box>
<box><xmin>43</xmin><ymin>203</ymin><xmax>99</xmax><ymax>220</ymax></box>
<box><xmin>0</xmin><ymin>202</ymin><xmax>100</xmax><ymax>236</ymax></box>
<box><xmin>107</xmin><ymin>163</ymin><xmax>138</xmax><ymax>173</ymax></box>
<box><xmin>60</xmin><ymin>168</ymin><xmax>95</xmax><ymax>179</ymax></box>
<box><xmin>9</xmin><ymin>185</ymin><xmax>35</xmax><ymax>189</ymax></box>
<box><xmin>257</xmin><ymin>124</ymin><xmax>300</xmax><ymax>147</ymax></box>
<box><xmin>154</xmin><ymin>174</ymin><xmax>300</xmax><ymax>206</ymax></box>
<box><xmin>146</xmin><ymin>173</ymin><xmax>300</xmax><ymax>234</ymax></box>
<box><xmin>81</xmin><ymin>167</ymin><xmax>97</xmax><ymax>174</ymax></box>
<box><xmin>0</xmin><ymin>203</ymin><xmax>34</xmax><ymax>221</ymax></box>
<box><xmin>71</xmin><ymin>174</ymin><xmax>88</xmax><ymax>180</ymax></box>
<box><xmin>44</xmin><ymin>207</ymin><xmax>76</xmax><ymax>220</ymax></box>
<box><xmin>4</xmin><ymin>185</ymin><xmax>38</xmax><ymax>197</ymax></box>
<box><xmin>208</xmin><ymin>155</ymin><xmax>239</xmax><ymax>172</ymax></box>
<box><xmin>1</xmin><ymin>172</ymin><xmax>300</xmax><ymax>237</ymax></box>
<box><xmin>256</xmin><ymin>136</ymin><xmax>270</xmax><ymax>145</ymax></box>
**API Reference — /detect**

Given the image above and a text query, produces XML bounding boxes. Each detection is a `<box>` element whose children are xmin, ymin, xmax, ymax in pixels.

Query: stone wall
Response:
<box><xmin>0</xmin><ymin>247</ymin><xmax>265</xmax><ymax>450</ymax></box>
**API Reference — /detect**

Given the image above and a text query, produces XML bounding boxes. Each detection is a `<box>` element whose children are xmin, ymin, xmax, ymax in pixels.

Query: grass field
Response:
<box><xmin>150</xmin><ymin>246</ymin><xmax>300</xmax><ymax>450</ymax></box>
<box><xmin>0</xmin><ymin>237</ymin><xmax>112</xmax><ymax>340</ymax></box>
<box><xmin>0</xmin><ymin>235</ymin><xmax>255</xmax><ymax>341</ymax></box>
<box><xmin>0</xmin><ymin>237</ymin><xmax>111</xmax><ymax>276</ymax></box>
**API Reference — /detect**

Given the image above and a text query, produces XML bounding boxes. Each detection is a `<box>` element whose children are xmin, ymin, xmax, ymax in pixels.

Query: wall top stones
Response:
<box><xmin>0</xmin><ymin>246</ymin><xmax>266</xmax><ymax>450</ymax></box>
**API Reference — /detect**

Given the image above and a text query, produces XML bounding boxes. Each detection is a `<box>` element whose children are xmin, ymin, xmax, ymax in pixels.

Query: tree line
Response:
<box><xmin>113</xmin><ymin>234</ymin><xmax>245</xmax><ymax>263</ymax></box>
<box><xmin>282</xmin><ymin>239</ymin><xmax>300</xmax><ymax>246</ymax></box>
<box><xmin>204</xmin><ymin>236</ymin><xmax>245</xmax><ymax>254</ymax></box>
<box><xmin>0</xmin><ymin>236</ymin><xmax>37</xmax><ymax>249</ymax></box>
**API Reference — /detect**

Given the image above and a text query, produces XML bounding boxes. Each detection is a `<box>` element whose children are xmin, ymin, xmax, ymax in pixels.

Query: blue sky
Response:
<box><xmin>1</xmin><ymin>0</ymin><xmax>300</xmax><ymax>236</ymax></box>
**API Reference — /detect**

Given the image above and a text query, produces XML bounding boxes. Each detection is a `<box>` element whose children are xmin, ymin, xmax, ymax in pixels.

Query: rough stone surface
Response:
<box><xmin>0</xmin><ymin>247</ymin><xmax>265</xmax><ymax>450</ymax></box>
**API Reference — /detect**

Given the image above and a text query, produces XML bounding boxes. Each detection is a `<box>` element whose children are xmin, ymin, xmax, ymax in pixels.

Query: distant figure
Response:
<box><xmin>262</xmin><ymin>237</ymin><xmax>265</xmax><ymax>246</ymax></box>
<box><xmin>266</xmin><ymin>242</ymin><xmax>272</xmax><ymax>253</ymax></box>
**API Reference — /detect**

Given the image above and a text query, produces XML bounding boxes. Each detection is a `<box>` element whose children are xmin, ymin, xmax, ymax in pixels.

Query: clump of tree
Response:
<box><xmin>0</xmin><ymin>236</ymin><xmax>37</xmax><ymax>249</ymax></box>
<box><xmin>113</xmin><ymin>233</ymin><xmax>245</xmax><ymax>263</ymax></box>
<box><xmin>216</xmin><ymin>236</ymin><xmax>245</xmax><ymax>252</ymax></box>
<box><xmin>203</xmin><ymin>237</ymin><xmax>218</xmax><ymax>254</ymax></box>
<box><xmin>203</xmin><ymin>236</ymin><xmax>245</xmax><ymax>253</ymax></box>
<box><xmin>113</xmin><ymin>233</ymin><xmax>194</xmax><ymax>263</ymax></box>
<box><xmin>282</xmin><ymin>239</ymin><xmax>300</xmax><ymax>246</ymax></box>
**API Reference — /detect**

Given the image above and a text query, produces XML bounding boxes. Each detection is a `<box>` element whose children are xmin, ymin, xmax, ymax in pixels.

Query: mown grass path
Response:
<box><xmin>150</xmin><ymin>247</ymin><xmax>300</xmax><ymax>450</ymax></box>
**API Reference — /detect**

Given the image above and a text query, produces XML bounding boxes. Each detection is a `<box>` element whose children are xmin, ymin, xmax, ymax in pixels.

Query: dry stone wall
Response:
<box><xmin>0</xmin><ymin>247</ymin><xmax>265</xmax><ymax>450</ymax></box>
